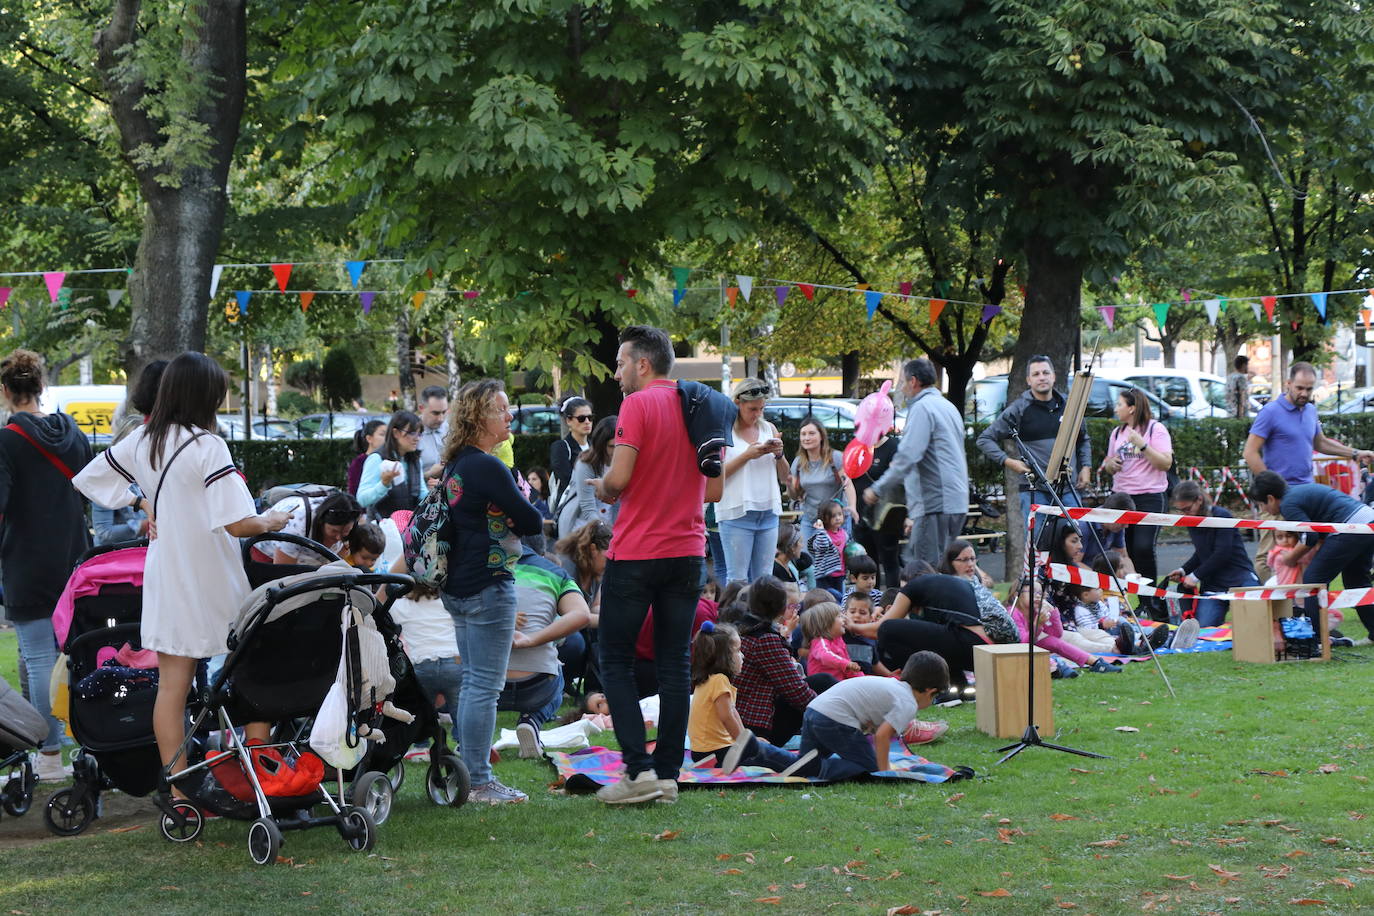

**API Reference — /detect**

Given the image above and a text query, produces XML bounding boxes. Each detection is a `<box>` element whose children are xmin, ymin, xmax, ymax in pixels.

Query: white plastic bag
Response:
<box><xmin>309</xmin><ymin>678</ymin><xmax>366</xmax><ymax>770</ymax></box>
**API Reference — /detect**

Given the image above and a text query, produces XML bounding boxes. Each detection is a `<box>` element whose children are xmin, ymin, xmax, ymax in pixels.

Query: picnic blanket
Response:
<box><xmin>550</xmin><ymin>740</ymin><xmax>968</xmax><ymax>793</ymax></box>
<box><xmin>1097</xmin><ymin>624</ymin><xmax>1233</xmax><ymax>663</ymax></box>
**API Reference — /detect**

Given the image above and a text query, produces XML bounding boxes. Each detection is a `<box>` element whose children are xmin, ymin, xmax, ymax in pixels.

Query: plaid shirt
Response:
<box><xmin>736</xmin><ymin>627</ymin><xmax>815</xmax><ymax>732</ymax></box>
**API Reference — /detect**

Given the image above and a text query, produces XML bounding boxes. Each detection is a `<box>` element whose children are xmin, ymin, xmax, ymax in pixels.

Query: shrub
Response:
<box><xmin>275</xmin><ymin>390</ymin><xmax>319</xmax><ymax>417</ymax></box>
<box><xmin>321</xmin><ymin>347</ymin><xmax>361</xmax><ymax>410</ymax></box>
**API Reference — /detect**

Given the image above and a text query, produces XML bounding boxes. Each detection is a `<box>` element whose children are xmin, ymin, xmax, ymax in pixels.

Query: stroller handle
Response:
<box><xmin>265</xmin><ymin>571</ymin><xmax>414</xmax><ymax>607</ymax></box>
<box><xmin>76</xmin><ymin>537</ymin><xmax>149</xmax><ymax>566</ymax></box>
<box><xmin>241</xmin><ymin>531</ymin><xmax>343</xmax><ymax>566</ymax></box>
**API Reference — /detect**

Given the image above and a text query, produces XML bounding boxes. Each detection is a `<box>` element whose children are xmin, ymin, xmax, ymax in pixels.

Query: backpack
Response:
<box><xmin>401</xmin><ymin>478</ymin><xmax>452</xmax><ymax>589</ymax></box>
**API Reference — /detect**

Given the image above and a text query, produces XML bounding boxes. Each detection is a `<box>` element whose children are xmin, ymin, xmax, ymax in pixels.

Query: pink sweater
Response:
<box><xmin>807</xmin><ymin>634</ymin><xmax>861</xmax><ymax>680</ymax></box>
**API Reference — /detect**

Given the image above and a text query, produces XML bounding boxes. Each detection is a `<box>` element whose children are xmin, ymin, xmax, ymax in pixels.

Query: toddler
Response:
<box><xmin>801</xmin><ymin>602</ymin><xmax>862</xmax><ymax>680</ymax></box>
<box><xmin>1009</xmin><ymin>578</ymin><xmax>1120</xmax><ymax>674</ymax></box>
<box><xmin>841</xmin><ymin>553</ymin><xmax>882</xmax><ymax>606</ymax></box>
<box><xmin>1266</xmin><ymin>529</ymin><xmax>1313</xmax><ymax>586</ymax></box>
<box><xmin>1060</xmin><ymin>583</ymin><xmax>1124</xmax><ymax>656</ymax></box>
<box><xmin>808</xmin><ymin>502</ymin><xmax>848</xmax><ymax>596</ymax></box>
<box><xmin>839</xmin><ymin>592</ymin><xmax>889</xmax><ymax>676</ymax></box>
<box><xmin>688</xmin><ymin>622</ymin><xmax>816</xmax><ymax>775</ymax></box>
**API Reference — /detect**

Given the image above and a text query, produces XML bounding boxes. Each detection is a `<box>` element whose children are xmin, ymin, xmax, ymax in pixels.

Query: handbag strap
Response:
<box><xmin>154</xmin><ymin>431</ymin><xmax>207</xmax><ymax>517</ymax></box>
<box><xmin>4</xmin><ymin>422</ymin><xmax>75</xmax><ymax>479</ymax></box>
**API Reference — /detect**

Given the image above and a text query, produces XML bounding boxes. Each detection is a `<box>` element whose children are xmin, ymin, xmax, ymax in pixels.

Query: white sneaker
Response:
<box><xmin>596</xmin><ymin>770</ymin><xmax>663</xmax><ymax>805</ymax></box>
<box><xmin>779</xmin><ymin>749</ymin><xmax>818</xmax><ymax>778</ymax></box>
<box><xmin>721</xmin><ymin>729</ymin><xmax>754</xmax><ymax>773</ymax></box>
<box><xmin>515</xmin><ymin>720</ymin><xmax>543</xmax><ymax>759</ymax></box>
<box><xmin>34</xmin><ymin>753</ymin><xmax>71</xmax><ymax>782</ymax></box>
<box><xmin>1171</xmin><ymin>618</ymin><xmax>1200</xmax><ymax>651</ymax></box>
<box><xmin>467</xmin><ymin>779</ymin><xmax>528</xmax><ymax>804</ymax></box>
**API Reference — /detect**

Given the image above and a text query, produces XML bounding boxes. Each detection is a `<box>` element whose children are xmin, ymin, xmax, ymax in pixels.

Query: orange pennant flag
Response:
<box><xmin>1363</xmin><ymin>309</ymin><xmax>1372</xmax><ymax>330</ymax></box>
<box><xmin>798</xmin><ymin>284</ymin><xmax>815</xmax><ymax>300</ymax></box>
<box><xmin>412</xmin><ymin>291</ymin><xmax>427</xmax><ymax>310</ymax></box>
<box><xmin>270</xmin><ymin>263</ymin><xmax>293</xmax><ymax>292</ymax></box>
<box><xmin>299</xmin><ymin>291</ymin><xmax>315</xmax><ymax>312</ymax></box>
<box><xmin>855</xmin><ymin>283</ymin><xmax>870</xmax><ymax>291</ymax></box>
<box><xmin>726</xmin><ymin>287</ymin><xmax>739</xmax><ymax>307</ymax></box>
<box><xmin>929</xmin><ymin>298</ymin><xmax>947</xmax><ymax>325</ymax></box>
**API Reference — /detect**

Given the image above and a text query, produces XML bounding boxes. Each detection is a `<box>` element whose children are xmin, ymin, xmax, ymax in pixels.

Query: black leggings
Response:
<box><xmin>763</xmin><ymin>674</ymin><xmax>837</xmax><ymax>746</ymax></box>
<box><xmin>1120</xmin><ymin>491</ymin><xmax>1165</xmax><ymax>620</ymax></box>
<box><xmin>877</xmin><ymin>619</ymin><xmax>984</xmax><ymax>687</ymax></box>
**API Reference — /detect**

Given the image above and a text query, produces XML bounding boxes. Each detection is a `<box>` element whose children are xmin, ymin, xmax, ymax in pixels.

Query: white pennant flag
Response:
<box><xmin>209</xmin><ymin>264</ymin><xmax>224</xmax><ymax>299</ymax></box>
<box><xmin>736</xmin><ymin>275</ymin><xmax>753</xmax><ymax>303</ymax></box>
<box><xmin>107</xmin><ymin>289</ymin><xmax>125</xmax><ymax>307</ymax></box>
<box><xmin>1203</xmin><ymin>298</ymin><xmax>1220</xmax><ymax>325</ymax></box>
<box><xmin>1250</xmin><ymin>301</ymin><xmax>1263</xmax><ymax>321</ymax></box>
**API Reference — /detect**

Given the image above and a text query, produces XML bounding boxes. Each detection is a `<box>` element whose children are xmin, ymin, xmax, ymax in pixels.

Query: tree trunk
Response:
<box><xmin>260</xmin><ymin>342</ymin><xmax>277</xmax><ymax>416</ymax></box>
<box><xmin>96</xmin><ymin>0</ymin><xmax>247</xmax><ymax>382</ymax></box>
<box><xmin>1161</xmin><ymin>339</ymin><xmax>1178</xmax><ymax>367</ymax></box>
<box><xmin>585</xmin><ymin>300</ymin><xmax>624</xmax><ymax>419</ymax></box>
<box><xmin>841</xmin><ymin>350</ymin><xmax>860</xmax><ymax>397</ymax></box>
<box><xmin>444</xmin><ymin>326</ymin><xmax>460</xmax><ymax>397</ymax></box>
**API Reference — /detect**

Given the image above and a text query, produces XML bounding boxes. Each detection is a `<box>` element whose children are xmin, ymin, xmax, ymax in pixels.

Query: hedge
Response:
<box><xmin>219</xmin><ymin>413</ymin><xmax>1374</xmax><ymax>498</ymax></box>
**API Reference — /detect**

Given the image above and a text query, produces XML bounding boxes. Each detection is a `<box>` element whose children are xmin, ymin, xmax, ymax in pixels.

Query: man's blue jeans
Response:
<box><xmin>598</xmin><ymin>556</ymin><xmax>704</xmax><ymax>781</ymax></box>
<box><xmin>797</xmin><ymin>707</ymin><xmax>876</xmax><ymax>781</ymax></box>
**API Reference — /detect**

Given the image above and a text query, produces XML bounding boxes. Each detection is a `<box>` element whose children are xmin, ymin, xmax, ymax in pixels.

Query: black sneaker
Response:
<box><xmin>1115</xmin><ymin>627</ymin><xmax>1136</xmax><ymax>656</ymax></box>
<box><xmin>1146</xmin><ymin>625</ymin><xmax>1170</xmax><ymax>651</ymax></box>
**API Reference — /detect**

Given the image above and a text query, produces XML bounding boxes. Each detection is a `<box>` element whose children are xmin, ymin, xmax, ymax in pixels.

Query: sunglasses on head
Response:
<box><xmin>737</xmin><ymin>385</ymin><xmax>770</xmax><ymax>399</ymax></box>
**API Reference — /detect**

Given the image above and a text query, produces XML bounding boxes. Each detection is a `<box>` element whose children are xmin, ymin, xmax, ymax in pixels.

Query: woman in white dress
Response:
<box><xmin>73</xmin><ymin>352</ymin><xmax>292</xmax><ymax>769</ymax></box>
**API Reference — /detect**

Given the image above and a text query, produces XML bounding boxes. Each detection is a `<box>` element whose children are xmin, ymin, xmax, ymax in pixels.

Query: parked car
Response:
<box><xmin>40</xmin><ymin>384</ymin><xmax>126</xmax><ymax>437</ymax></box>
<box><xmin>511</xmin><ymin>405</ymin><xmax>562</xmax><ymax>435</ymax></box>
<box><xmin>1095</xmin><ymin>367</ymin><xmax>1260</xmax><ymax>419</ymax></box>
<box><xmin>762</xmin><ymin>397</ymin><xmax>859</xmax><ymax>434</ymax></box>
<box><xmin>1318</xmin><ymin>386</ymin><xmax>1374</xmax><ymax>415</ymax></box>
<box><xmin>294</xmin><ymin>412</ymin><xmax>390</xmax><ymax>440</ymax></box>
<box><xmin>970</xmin><ymin>375</ymin><xmax>1175</xmax><ymax>425</ymax></box>
<box><xmin>216</xmin><ymin>414</ymin><xmax>295</xmax><ymax>440</ymax></box>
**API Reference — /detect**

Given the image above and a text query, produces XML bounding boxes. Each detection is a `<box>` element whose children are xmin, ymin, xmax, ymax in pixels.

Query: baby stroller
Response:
<box><xmin>0</xmin><ymin>674</ymin><xmax>45</xmax><ymax>823</ymax></box>
<box><xmin>155</xmin><ymin>536</ymin><xmax>415</xmax><ymax>866</ymax></box>
<box><xmin>45</xmin><ymin>540</ymin><xmax>159</xmax><ymax>836</ymax></box>
<box><xmin>242</xmin><ymin>534</ymin><xmax>469</xmax><ymax>826</ymax></box>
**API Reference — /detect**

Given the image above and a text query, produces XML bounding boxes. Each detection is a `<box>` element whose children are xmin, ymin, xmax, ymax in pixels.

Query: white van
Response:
<box><xmin>39</xmin><ymin>385</ymin><xmax>127</xmax><ymax>436</ymax></box>
<box><xmin>1096</xmin><ymin>368</ymin><xmax>1257</xmax><ymax>419</ymax></box>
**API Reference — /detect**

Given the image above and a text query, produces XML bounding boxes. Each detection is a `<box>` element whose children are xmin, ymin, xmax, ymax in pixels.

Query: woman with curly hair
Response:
<box><xmin>437</xmin><ymin>379</ymin><xmax>544</xmax><ymax>804</ymax></box>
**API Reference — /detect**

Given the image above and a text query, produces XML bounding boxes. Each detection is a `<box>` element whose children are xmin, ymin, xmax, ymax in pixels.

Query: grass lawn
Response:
<box><xmin>2</xmin><ymin>626</ymin><xmax>1372</xmax><ymax>915</ymax></box>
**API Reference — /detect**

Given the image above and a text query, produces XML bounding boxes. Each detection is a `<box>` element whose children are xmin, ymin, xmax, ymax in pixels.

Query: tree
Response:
<box><xmin>280</xmin><ymin>0</ymin><xmax>904</xmax><ymax>415</ymax></box>
<box><xmin>321</xmin><ymin>346</ymin><xmax>361</xmax><ymax>410</ymax></box>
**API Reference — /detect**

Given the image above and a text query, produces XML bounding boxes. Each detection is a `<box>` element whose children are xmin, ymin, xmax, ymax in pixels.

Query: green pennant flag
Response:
<box><xmin>1218</xmin><ymin>298</ymin><xmax>1228</xmax><ymax>313</ymax></box>
<box><xmin>1152</xmin><ymin>302</ymin><xmax>1169</xmax><ymax>327</ymax></box>
<box><xmin>672</xmin><ymin>267</ymin><xmax>690</xmax><ymax>291</ymax></box>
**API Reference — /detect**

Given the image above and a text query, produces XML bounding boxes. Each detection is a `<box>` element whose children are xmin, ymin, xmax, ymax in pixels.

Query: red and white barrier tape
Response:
<box><xmin>1032</xmin><ymin>504</ymin><xmax>1374</xmax><ymax>535</ymax></box>
<box><xmin>1044</xmin><ymin>563</ymin><xmax>1328</xmax><ymax>604</ymax></box>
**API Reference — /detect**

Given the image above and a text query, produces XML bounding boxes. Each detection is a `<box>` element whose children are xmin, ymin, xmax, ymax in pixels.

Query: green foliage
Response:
<box><xmin>226</xmin><ymin>439</ymin><xmax>351</xmax><ymax>495</ymax></box>
<box><xmin>274</xmin><ymin>389</ymin><xmax>318</xmax><ymax>417</ymax></box>
<box><xmin>284</xmin><ymin>359</ymin><xmax>323</xmax><ymax>399</ymax></box>
<box><xmin>320</xmin><ymin>346</ymin><xmax>361</xmax><ymax>410</ymax></box>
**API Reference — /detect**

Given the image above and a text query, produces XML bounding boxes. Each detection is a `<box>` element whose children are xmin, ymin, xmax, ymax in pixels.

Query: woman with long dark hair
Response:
<box><xmin>557</xmin><ymin>415</ymin><xmax>618</xmax><ymax>537</ymax></box>
<box><xmin>261</xmin><ymin>491</ymin><xmax>364</xmax><ymax>564</ymax></box>
<box><xmin>0</xmin><ymin>349</ymin><xmax>93</xmax><ymax>780</ymax></box>
<box><xmin>1100</xmin><ymin>388</ymin><xmax>1173</xmax><ymax>617</ymax></box>
<box><xmin>549</xmin><ymin>396</ymin><xmax>592</xmax><ymax>497</ymax></box>
<box><xmin>74</xmin><ymin>352</ymin><xmax>292</xmax><ymax>771</ymax></box>
<box><xmin>788</xmin><ymin>416</ymin><xmax>857</xmax><ymax>536</ymax></box>
<box><xmin>94</xmin><ymin>359</ymin><xmax>168</xmax><ymax>545</ymax></box>
<box><xmin>346</xmin><ymin>419</ymin><xmax>387</xmax><ymax>496</ymax></box>
<box><xmin>357</xmin><ymin>409</ymin><xmax>425</xmax><ymax>518</ymax></box>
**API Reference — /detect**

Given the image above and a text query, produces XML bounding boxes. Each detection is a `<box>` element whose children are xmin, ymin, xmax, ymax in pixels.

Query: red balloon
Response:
<box><xmin>842</xmin><ymin>439</ymin><xmax>873</xmax><ymax>478</ymax></box>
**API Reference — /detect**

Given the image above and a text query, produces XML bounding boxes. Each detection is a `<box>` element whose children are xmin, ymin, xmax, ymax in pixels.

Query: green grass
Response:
<box><xmin>2</xmin><ymin>632</ymin><xmax>1373</xmax><ymax>914</ymax></box>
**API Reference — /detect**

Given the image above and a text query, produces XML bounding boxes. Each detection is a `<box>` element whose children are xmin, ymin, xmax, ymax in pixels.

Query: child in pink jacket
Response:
<box><xmin>801</xmin><ymin>602</ymin><xmax>861</xmax><ymax>680</ymax></box>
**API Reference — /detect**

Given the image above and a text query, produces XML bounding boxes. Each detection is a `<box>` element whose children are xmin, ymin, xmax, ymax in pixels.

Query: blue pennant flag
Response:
<box><xmin>235</xmin><ymin>290</ymin><xmax>251</xmax><ymax>316</ymax></box>
<box><xmin>672</xmin><ymin>288</ymin><xmax>686</xmax><ymax>308</ymax></box>
<box><xmin>864</xmin><ymin>290</ymin><xmax>883</xmax><ymax>320</ymax></box>
<box><xmin>345</xmin><ymin>260</ymin><xmax>366</xmax><ymax>289</ymax></box>
<box><xmin>1310</xmin><ymin>291</ymin><xmax>1328</xmax><ymax>321</ymax></box>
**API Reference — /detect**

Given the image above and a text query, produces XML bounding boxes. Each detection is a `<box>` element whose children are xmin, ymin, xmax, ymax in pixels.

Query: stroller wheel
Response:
<box><xmin>338</xmin><ymin>805</ymin><xmax>377</xmax><ymax>852</ymax></box>
<box><xmin>426</xmin><ymin>754</ymin><xmax>470</xmax><ymax>808</ymax></box>
<box><xmin>247</xmin><ymin>817</ymin><xmax>282</xmax><ymax>866</ymax></box>
<box><xmin>350</xmin><ymin>771</ymin><xmax>394</xmax><ymax>826</ymax></box>
<box><xmin>3</xmin><ymin>768</ymin><xmax>34</xmax><ymax>817</ymax></box>
<box><xmin>388</xmin><ymin>759</ymin><xmax>405</xmax><ymax>793</ymax></box>
<box><xmin>43</xmin><ymin>788</ymin><xmax>96</xmax><ymax>836</ymax></box>
<box><xmin>158</xmin><ymin>802</ymin><xmax>204</xmax><ymax>843</ymax></box>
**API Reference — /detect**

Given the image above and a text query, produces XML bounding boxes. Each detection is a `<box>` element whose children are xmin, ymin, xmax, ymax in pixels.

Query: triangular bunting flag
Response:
<box><xmin>1310</xmin><ymin>291</ymin><xmax>1327</xmax><ymax>321</ymax></box>
<box><xmin>980</xmin><ymin>304</ymin><xmax>1002</xmax><ymax>325</ymax></box>
<box><xmin>1203</xmin><ymin>298</ymin><xmax>1220</xmax><ymax>325</ymax></box>
<box><xmin>463</xmin><ymin>290</ymin><xmax>479</xmax><ymax>299</ymax></box>
<box><xmin>209</xmin><ymin>264</ymin><xmax>224</xmax><ymax>298</ymax></box>
<box><xmin>1181</xmin><ymin>288</ymin><xmax>1192</xmax><ymax>303</ymax></box>
<box><xmin>928</xmin><ymin>299</ymin><xmax>947</xmax><ymax>325</ymax></box>
<box><xmin>798</xmin><ymin>284</ymin><xmax>815</xmax><ymax>301</ymax></box>
<box><xmin>1262</xmin><ymin>295</ymin><xmax>1277</xmax><ymax>321</ymax></box>
<box><xmin>736</xmin><ymin>276</ymin><xmax>753</xmax><ymax>302</ymax></box>
<box><xmin>672</xmin><ymin>267</ymin><xmax>690</xmax><ymax>290</ymax></box>
<box><xmin>775</xmin><ymin>285</ymin><xmax>789</xmax><ymax>308</ymax></box>
<box><xmin>345</xmin><ymin>260</ymin><xmax>366</xmax><ymax>288</ymax></box>
<box><xmin>1151</xmin><ymin>302</ymin><xmax>1169</xmax><ymax>328</ymax></box>
<box><xmin>412</xmin><ymin>291</ymin><xmax>427</xmax><ymax>310</ymax></box>
<box><xmin>300</xmin><ymin>291</ymin><xmax>315</xmax><ymax>312</ymax></box>
<box><xmin>1362</xmin><ymin>309</ymin><xmax>1372</xmax><ymax>330</ymax></box>
<box><xmin>855</xmin><ymin>283</ymin><xmax>870</xmax><ymax>291</ymax></box>
<box><xmin>43</xmin><ymin>272</ymin><xmax>65</xmax><ymax>303</ymax></box>
<box><xmin>672</xmin><ymin>288</ymin><xmax>686</xmax><ymax>308</ymax></box>
<box><xmin>360</xmin><ymin>291</ymin><xmax>376</xmax><ymax>314</ymax></box>
<box><xmin>1098</xmin><ymin>306</ymin><xmax>1115</xmax><ymax>330</ymax></box>
<box><xmin>0</xmin><ymin>288</ymin><xmax>10</xmax><ymax>309</ymax></box>
<box><xmin>1219</xmin><ymin>297</ymin><xmax>1228</xmax><ymax>313</ymax></box>
<box><xmin>56</xmin><ymin>288</ymin><xmax>71</xmax><ymax>309</ymax></box>
<box><xmin>899</xmin><ymin>281</ymin><xmax>913</xmax><ymax>297</ymax></box>
<box><xmin>864</xmin><ymin>290</ymin><xmax>883</xmax><ymax>321</ymax></box>
<box><xmin>625</xmin><ymin>289</ymin><xmax>637</xmax><ymax>298</ymax></box>
<box><xmin>725</xmin><ymin>287</ymin><xmax>739</xmax><ymax>307</ymax></box>
<box><xmin>107</xmin><ymin>289</ymin><xmax>125</xmax><ymax>307</ymax></box>
<box><xmin>235</xmin><ymin>290</ymin><xmax>251</xmax><ymax>317</ymax></box>
<box><xmin>270</xmin><ymin>263</ymin><xmax>293</xmax><ymax>292</ymax></box>
<box><xmin>1250</xmin><ymin>301</ymin><xmax>1263</xmax><ymax>321</ymax></box>
<box><xmin>937</xmin><ymin>280</ymin><xmax>950</xmax><ymax>297</ymax></box>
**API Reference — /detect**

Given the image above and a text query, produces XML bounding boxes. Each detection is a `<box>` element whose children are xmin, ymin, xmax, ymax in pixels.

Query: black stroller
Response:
<box><xmin>242</xmin><ymin>534</ymin><xmax>469</xmax><ymax>826</ymax></box>
<box><xmin>44</xmin><ymin>540</ymin><xmax>160</xmax><ymax>836</ymax></box>
<box><xmin>0</xmin><ymin>673</ymin><xmax>44</xmax><ymax>823</ymax></box>
<box><xmin>155</xmin><ymin>539</ymin><xmax>415</xmax><ymax>865</ymax></box>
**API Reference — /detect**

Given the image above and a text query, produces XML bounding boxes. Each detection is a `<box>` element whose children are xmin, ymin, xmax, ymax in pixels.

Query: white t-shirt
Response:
<box><xmin>717</xmin><ymin>419</ymin><xmax>784</xmax><ymax>521</ymax></box>
<box><xmin>389</xmin><ymin>595</ymin><xmax>458</xmax><ymax>664</ymax></box>
<box><xmin>257</xmin><ymin>494</ymin><xmax>345</xmax><ymax>561</ymax></box>
<box><xmin>807</xmin><ymin>676</ymin><xmax>917</xmax><ymax>734</ymax></box>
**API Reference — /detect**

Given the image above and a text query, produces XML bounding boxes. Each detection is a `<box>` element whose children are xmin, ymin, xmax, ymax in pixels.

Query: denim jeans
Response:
<box><xmin>1301</xmin><ymin>506</ymin><xmax>1374</xmax><ymax>630</ymax></box>
<box><xmin>719</xmin><ymin>510</ymin><xmax>780</xmax><ymax>583</ymax></box>
<box><xmin>1020</xmin><ymin>487</ymin><xmax>1082</xmax><ymax>531</ymax></box>
<box><xmin>693</xmin><ymin>733</ymin><xmax>801</xmax><ymax>772</ymax></box>
<box><xmin>497</xmin><ymin>670</ymin><xmax>564</xmax><ymax>729</ymax></box>
<box><xmin>441</xmin><ymin>579</ymin><xmax>516</xmax><ymax>785</ymax></box>
<box><xmin>12</xmin><ymin>617</ymin><xmax>62</xmax><ymax>751</ymax></box>
<box><xmin>413</xmin><ymin>656</ymin><xmax>462</xmax><ymax>728</ymax></box>
<box><xmin>707</xmin><ymin>528</ymin><xmax>729</xmax><ymax>587</ymax></box>
<box><xmin>1195</xmin><ymin>571</ymin><xmax>1260</xmax><ymax>627</ymax></box>
<box><xmin>797</xmin><ymin>707</ymin><xmax>875</xmax><ymax>781</ymax></box>
<box><xmin>598</xmin><ymin>555</ymin><xmax>704</xmax><ymax>781</ymax></box>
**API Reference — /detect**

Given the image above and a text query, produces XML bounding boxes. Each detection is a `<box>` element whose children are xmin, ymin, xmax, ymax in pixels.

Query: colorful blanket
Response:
<box><xmin>549</xmin><ymin>741</ymin><xmax>963</xmax><ymax>793</ymax></box>
<box><xmin>1099</xmin><ymin>624</ymin><xmax>1233</xmax><ymax>663</ymax></box>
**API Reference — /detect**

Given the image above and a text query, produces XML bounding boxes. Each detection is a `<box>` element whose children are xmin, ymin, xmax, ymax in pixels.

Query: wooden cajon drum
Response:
<box><xmin>1230</xmin><ymin>597</ymin><xmax>1330</xmax><ymax>663</ymax></box>
<box><xmin>973</xmin><ymin>644</ymin><xmax>1054</xmax><ymax>739</ymax></box>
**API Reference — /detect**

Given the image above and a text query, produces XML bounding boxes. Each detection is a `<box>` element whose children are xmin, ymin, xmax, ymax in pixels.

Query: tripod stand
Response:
<box><xmin>996</xmin><ymin>430</ymin><xmax>1108</xmax><ymax>764</ymax></box>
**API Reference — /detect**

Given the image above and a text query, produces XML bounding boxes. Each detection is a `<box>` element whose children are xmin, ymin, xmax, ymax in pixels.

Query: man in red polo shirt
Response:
<box><xmin>591</xmin><ymin>325</ymin><xmax>722</xmax><ymax>804</ymax></box>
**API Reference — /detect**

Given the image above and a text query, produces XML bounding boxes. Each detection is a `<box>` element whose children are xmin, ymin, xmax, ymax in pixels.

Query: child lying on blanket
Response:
<box><xmin>688</xmin><ymin>621</ymin><xmax>817</xmax><ymax>776</ymax></box>
<box><xmin>796</xmin><ymin>650</ymin><xmax>949</xmax><ymax>781</ymax></box>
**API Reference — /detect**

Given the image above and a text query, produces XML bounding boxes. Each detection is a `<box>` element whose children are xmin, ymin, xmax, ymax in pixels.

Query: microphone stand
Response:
<box><xmin>996</xmin><ymin>430</ymin><xmax>1107</xmax><ymax>763</ymax></box>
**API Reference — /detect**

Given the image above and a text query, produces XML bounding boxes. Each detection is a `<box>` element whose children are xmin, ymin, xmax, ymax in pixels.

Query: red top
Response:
<box><xmin>607</xmin><ymin>380</ymin><xmax>706</xmax><ymax>561</ymax></box>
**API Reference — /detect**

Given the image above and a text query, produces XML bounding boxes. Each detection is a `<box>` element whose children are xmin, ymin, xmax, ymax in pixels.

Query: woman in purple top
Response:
<box><xmin>1099</xmin><ymin>390</ymin><xmax>1172</xmax><ymax>615</ymax></box>
<box><xmin>345</xmin><ymin>419</ymin><xmax>386</xmax><ymax>495</ymax></box>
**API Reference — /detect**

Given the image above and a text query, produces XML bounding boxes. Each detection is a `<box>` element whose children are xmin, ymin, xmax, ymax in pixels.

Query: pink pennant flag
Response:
<box><xmin>1180</xmin><ymin>287</ymin><xmax>1192</xmax><ymax>303</ymax></box>
<box><xmin>0</xmin><ymin>288</ymin><xmax>10</xmax><ymax>308</ymax></box>
<box><xmin>463</xmin><ymin>290</ymin><xmax>479</xmax><ymax>299</ymax></box>
<box><xmin>775</xmin><ymin>285</ymin><xmax>789</xmax><ymax>307</ymax></box>
<box><xmin>1098</xmin><ymin>306</ymin><xmax>1116</xmax><ymax>329</ymax></box>
<box><xmin>43</xmin><ymin>272</ymin><xmax>65</xmax><ymax>303</ymax></box>
<box><xmin>360</xmin><ymin>291</ymin><xmax>376</xmax><ymax>314</ymax></box>
<box><xmin>270</xmin><ymin>263</ymin><xmax>293</xmax><ymax>292</ymax></box>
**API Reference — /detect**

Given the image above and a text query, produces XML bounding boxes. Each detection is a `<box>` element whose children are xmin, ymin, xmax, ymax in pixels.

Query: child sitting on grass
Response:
<box><xmin>797</xmin><ymin>650</ymin><xmax>949</xmax><ymax>780</ymax></box>
<box><xmin>840</xmin><ymin>592</ymin><xmax>889</xmax><ymax>675</ymax></box>
<box><xmin>688</xmin><ymin>621</ymin><xmax>817</xmax><ymax>775</ymax></box>
<box><xmin>1008</xmin><ymin>577</ymin><xmax>1120</xmax><ymax>674</ymax></box>
<box><xmin>840</xmin><ymin>553</ymin><xmax>882</xmax><ymax>606</ymax></box>
<box><xmin>801</xmin><ymin>602</ymin><xmax>862</xmax><ymax>680</ymax></box>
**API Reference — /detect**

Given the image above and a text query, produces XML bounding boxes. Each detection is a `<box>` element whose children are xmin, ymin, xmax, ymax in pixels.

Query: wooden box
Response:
<box><xmin>973</xmin><ymin>644</ymin><xmax>1054</xmax><ymax>739</ymax></box>
<box><xmin>1230</xmin><ymin>597</ymin><xmax>1329</xmax><ymax>664</ymax></box>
